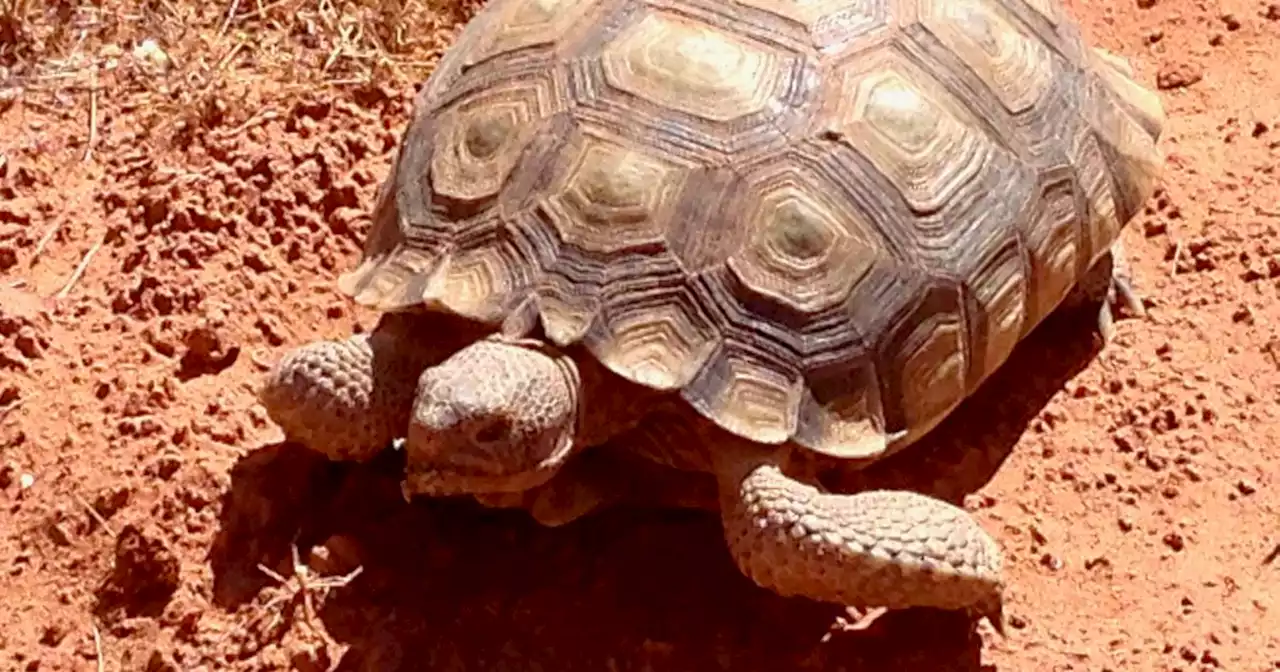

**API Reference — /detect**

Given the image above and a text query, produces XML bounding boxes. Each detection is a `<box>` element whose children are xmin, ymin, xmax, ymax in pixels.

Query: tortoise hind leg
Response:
<box><xmin>1061</xmin><ymin>239</ymin><xmax>1146</xmax><ymax>344</ymax></box>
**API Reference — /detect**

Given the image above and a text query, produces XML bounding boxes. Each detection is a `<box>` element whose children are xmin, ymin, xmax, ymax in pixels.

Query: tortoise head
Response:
<box><xmin>400</xmin><ymin>338</ymin><xmax>581</xmax><ymax>498</ymax></box>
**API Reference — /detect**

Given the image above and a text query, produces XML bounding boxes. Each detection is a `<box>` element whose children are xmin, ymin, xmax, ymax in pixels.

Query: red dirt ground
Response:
<box><xmin>2</xmin><ymin>0</ymin><xmax>1279</xmax><ymax>669</ymax></box>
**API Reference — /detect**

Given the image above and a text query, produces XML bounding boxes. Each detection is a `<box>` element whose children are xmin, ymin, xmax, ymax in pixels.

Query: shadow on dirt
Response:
<box><xmin>209</xmin><ymin>302</ymin><xmax>1108</xmax><ymax>672</ymax></box>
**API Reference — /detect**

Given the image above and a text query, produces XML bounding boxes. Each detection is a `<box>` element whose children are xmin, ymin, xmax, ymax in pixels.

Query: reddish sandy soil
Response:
<box><xmin>2</xmin><ymin>0</ymin><xmax>1280</xmax><ymax>670</ymax></box>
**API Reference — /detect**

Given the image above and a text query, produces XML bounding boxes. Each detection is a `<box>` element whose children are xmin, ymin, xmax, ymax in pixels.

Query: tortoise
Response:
<box><xmin>258</xmin><ymin>0</ymin><xmax>1164</xmax><ymax>629</ymax></box>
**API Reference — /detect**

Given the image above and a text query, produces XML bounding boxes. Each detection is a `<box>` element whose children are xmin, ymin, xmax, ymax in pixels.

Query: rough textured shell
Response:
<box><xmin>339</xmin><ymin>0</ymin><xmax>1164</xmax><ymax>461</ymax></box>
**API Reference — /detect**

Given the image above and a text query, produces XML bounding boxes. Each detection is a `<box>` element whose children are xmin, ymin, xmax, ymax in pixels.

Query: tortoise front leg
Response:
<box><xmin>258</xmin><ymin>312</ymin><xmax>470</xmax><ymax>461</ymax></box>
<box><xmin>712</xmin><ymin>446</ymin><xmax>1006</xmax><ymax>632</ymax></box>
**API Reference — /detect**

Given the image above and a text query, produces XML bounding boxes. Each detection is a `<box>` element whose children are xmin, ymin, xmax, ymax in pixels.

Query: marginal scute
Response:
<box><xmin>541</xmin><ymin>132</ymin><xmax>689</xmax><ymax>254</ymax></box>
<box><xmin>795</xmin><ymin>359</ymin><xmax>892</xmax><ymax>460</ymax></box>
<box><xmin>1081</xmin><ymin>54</ymin><xmax>1165</xmax><ymax>220</ymax></box>
<box><xmin>586</xmin><ymin>285</ymin><xmax>721</xmax><ymax>390</ymax></box>
<box><xmin>829</xmin><ymin>60</ymin><xmax>994</xmax><ymax>215</ymax></box>
<box><xmin>683</xmin><ymin>342</ymin><xmax>804</xmax><ymax>444</ymax></box>
<box><xmin>340</xmin><ymin>243</ymin><xmax>447</xmax><ymax>310</ymax></box>
<box><xmin>880</xmin><ymin>284</ymin><xmax>968</xmax><ymax>442</ymax></box>
<box><xmin>1014</xmin><ymin>0</ymin><xmax>1062</xmax><ymax>25</ymax></box>
<box><xmin>1017</xmin><ymin>171</ymin><xmax>1082</xmax><ymax>327</ymax></box>
<box><xmin>921</xmin><ymin>0</ymin><xmax>1053</xmax><ymax>114</ymax></box>
<box><xmin>421</xmin><ymin>220</ymin><xmax>541</xmax><ymax>322</ymax></box>
<box><xmin>963</xmin><ymin>240</ymin><xmax>1028</xmax><ymax>388</ymax></box>
<box><xmin>1067</xmin><ymin>129</ymin><xmax>1122</xmax><ymax>268</ymax></box>
<box><xmin>726</xmin><ymin>170</ymin><xmax>881</xmax><ymax>314</ymax></box>
<box><xmin>601</xmin><ymin>11</ymin><xmax>787</xmax><ymax>123</ymax></box>
<box><xmin>536</xmin><ymin>266</ymin><xmax>603</xmax><ymax>347</ymax></box>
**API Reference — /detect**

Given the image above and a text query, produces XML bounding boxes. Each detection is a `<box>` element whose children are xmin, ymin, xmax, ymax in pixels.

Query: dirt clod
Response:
<box><xmin>94</xmin><ymin>525</ymin><xmax>181</xmax><ymax>621</ymax></box>
<box><xmin>1157</xmin><ymin>61</ymin><xmax>1205</xmax><ymax>89</ymax></box>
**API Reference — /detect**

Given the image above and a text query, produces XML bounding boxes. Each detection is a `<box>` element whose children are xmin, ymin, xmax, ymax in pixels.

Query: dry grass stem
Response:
<box><xmin>56</xmin><ymin>236</ymin><xmax>104</xmax><ymax>298</ymax></box>
<box><xmin>91</xmin><ymin>623</ymin><xmax>104</xmax><ymax>672</ymax></box>
<box><xmin>218</xmin><ymin>0</ymin><xmax>243</xmax><ymax>37</ymax></box>
<box><xmin>74</xmin><ymin>493</ymin><xmax>116</xmax><ymax>537</ymax></box>
<box><xmin>82</xmin><ymin>64</ymin><xmax>98</xmax><ymax>162</ymax></box>
<box><xmin>30</xmin><ymin>222</ymin><xmax>61</xmax><ymax>266</ymax></box>
<box><xmin>247</xmin><ymin>543</ymin><xmax>364</xmax><ymax>639</ymax></box>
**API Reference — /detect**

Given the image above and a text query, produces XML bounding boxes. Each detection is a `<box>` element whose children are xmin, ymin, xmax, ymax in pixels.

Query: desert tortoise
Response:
<box><xmin>259</xmin><ymin>0</ymin><xmax>1164</xmax><ymax>627</ymax></box>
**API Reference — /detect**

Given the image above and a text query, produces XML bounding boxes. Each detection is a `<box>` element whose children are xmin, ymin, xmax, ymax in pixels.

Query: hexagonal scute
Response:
<box><xmin>430</xmin><ymin>75</ymin><xmax>568</xmax><ymax>210</ymax></box>
<box><xmin>822</xmin><ymin>53</ymin><xmax>998</xmax><ymax>216</ymax></box>
<box><xmin>729</xmin><ymin>0</ymin><xmax>893</xmax><ymax>54</ymax></box>
<box><xmin>725</xmin><ymin>165</ymin><xmax>883</xmax><ymax>317</ymax></box>
<box><xmin>920</xmin><ymin>0</ymin><xmax>1054</xmax><ymax>115</ymax></box>
<box><xmin>467</xmin><ymin>0</ymin><xmax>611</xmax><ymax>66</ymax></box>
<box><xmin>600</xmin><ymin>10</ymin><xmax>793</xmax><ymax>124</ymax></box>
<box><xmin>538</xmin><ymin>130</ymin><xmax>692</xmax><ymax>255</ymax></box>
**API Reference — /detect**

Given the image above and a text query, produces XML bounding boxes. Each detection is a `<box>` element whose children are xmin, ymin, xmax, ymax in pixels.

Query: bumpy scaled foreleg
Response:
<box><xmin>1061</xmin><ymin>239</ymin><xmax>1146</xmax><ymax>343</ymax></box>
<box><xmin>714</xmin><ymin>451</ymin><xmax>1005</xmax><ymax>631</ymax></box>
<box><xmin>258</xmin><ymin>312</ymin><xmax>472</xmax><ymax>461</ymax></box>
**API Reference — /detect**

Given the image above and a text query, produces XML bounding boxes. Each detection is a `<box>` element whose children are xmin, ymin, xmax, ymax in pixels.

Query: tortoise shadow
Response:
<box><xmin>208</xmin><ymin>303</ymin><xmax>1108</xmax><ymax>672</ymax></box>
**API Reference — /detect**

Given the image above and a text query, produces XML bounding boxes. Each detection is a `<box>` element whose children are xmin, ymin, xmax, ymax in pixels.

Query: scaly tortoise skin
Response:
<box><xmin>259</xmin><ymin>0</ymin><xmax>1164</xmax><ymax>629</ymax></box>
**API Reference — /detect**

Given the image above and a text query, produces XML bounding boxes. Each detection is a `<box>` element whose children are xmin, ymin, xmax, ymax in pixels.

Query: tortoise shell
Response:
<box><xmin>338</xmin><ymin>0</ymin><xmax>1164</xmax><ymax>461</ymax></box>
